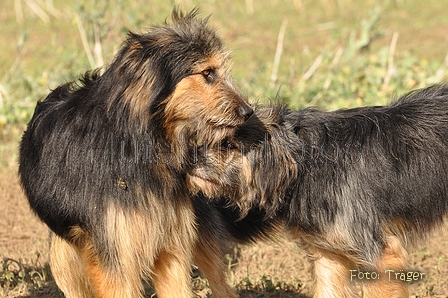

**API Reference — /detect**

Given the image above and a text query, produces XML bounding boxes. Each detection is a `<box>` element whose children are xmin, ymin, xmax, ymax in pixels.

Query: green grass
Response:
<box><xmin>1</xmin><ymin>0</ymin><xmax>447</xmax><ymax>130</ymax></box>
<box><xmin>0</xmin><ymin>256</ymin><xmax>65</xmax><ymax>298</ymax></box>
<box><xmin>1</xmin><ymin>0</ymin><xmax>447</xmax><ymax>296</ymax></box>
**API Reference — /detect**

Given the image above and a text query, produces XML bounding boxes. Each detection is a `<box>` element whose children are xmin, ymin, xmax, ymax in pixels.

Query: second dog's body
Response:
<box><xmin>189</xmin><ymin>85</ymin><xmax>448</xmax><ymax>297</ymax></box>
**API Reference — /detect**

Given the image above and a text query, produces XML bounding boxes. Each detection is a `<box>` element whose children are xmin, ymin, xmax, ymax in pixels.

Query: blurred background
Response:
<box><xmin>2</xmin><ymin>0</ymin><xmax>448</xmax><ymax>166</ymax></box>
<box><xmin>1</xmin><ymin>1</ymin><xmax>447</xmax><ymax>297</ymax></box>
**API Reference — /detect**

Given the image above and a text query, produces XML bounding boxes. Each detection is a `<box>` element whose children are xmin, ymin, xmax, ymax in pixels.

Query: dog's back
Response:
<box><xmin>188</xmin><ymin>84</ymin><xmax>448</xmax><ymax>298</ymax></box>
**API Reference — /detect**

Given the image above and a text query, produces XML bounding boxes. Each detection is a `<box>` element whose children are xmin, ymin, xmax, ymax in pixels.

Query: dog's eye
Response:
<box><xmin>201</xmin><ymin>69</ymin><xmax>214</xmax><ymax>82</ymax></box>
<box><xmin>222</xmin><ymin>139</ymin><xmax>238</xmax><ymax>150</ymax></box>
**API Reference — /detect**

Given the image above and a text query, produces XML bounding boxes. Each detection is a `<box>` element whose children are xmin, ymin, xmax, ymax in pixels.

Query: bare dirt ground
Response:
<box><xmin>1</xmin><ymin>137</ymin><xmax>447</xmax><ymax>297</ymax></box>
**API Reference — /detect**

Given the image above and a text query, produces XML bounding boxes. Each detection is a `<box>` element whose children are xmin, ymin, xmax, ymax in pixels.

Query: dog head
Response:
<box><xmin>105</xmin><ymin>8</ymin><xmax>252</xmax><ymax>147</ymax></box>
<box><xmin>186</xmin><ymin>105</ymin><xmax>299</xmax><ymax>214</ymax></box>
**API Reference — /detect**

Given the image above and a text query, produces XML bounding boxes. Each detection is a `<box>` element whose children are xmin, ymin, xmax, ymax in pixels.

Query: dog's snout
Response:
<box><xmin>239</xmin><ymin>105</ymin><xmax>254</xmax><ymax>121</ymax></box>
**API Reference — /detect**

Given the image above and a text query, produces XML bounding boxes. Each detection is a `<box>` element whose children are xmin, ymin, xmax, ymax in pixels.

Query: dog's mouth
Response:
<box><xmin>187</xmin><ymin>171</ymin><xmax>217</xmax><ymax>183</ymax></box>
<box><xmin>189</xmin><ymin>153</ymin><xmax>232</xmax><ymax>177</ymax></box>
<box><xmin>186</xmin><ymin>172</ymin><xmax>223</xmax><ymax>197</ymax></box>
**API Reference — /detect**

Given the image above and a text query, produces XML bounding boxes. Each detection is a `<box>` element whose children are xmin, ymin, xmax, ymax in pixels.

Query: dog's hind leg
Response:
<box><xmin>361</xmin><ymin>235</ymin><xmax>409</xmax><ymax>298</ymax></box>
<box><xmin>151</xmin><ymin>250</ymin><xmax>195</xmax><ymax>298</ymax></box>
<box><xmin>60</xmin><ymin>225</ymin><xmax>145</xmax><ymax>298</ymax></box>
<box><xmin>308</xmin><ymin>247</ymin><xmax>359</xmax><ymax>298</ymax></box>
<box><xmin>50</xmin><ymin>234</ymin><xmax>92</xmax><ymax>298</ymax></box>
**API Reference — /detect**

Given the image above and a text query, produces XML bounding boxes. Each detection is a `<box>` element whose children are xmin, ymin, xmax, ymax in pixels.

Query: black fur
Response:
<box><xmin>18</xmin><ymin>9</ymin><xmax>226</xmax><ymax>240</ymax></box>
<box><xmin>243</xmin><ymin>85</ymin><xmax>448</xmax><ymax>263</ymax></box>
<box><xmin>18</xmin><ymin>9</ymin><xmax>253</xmax><ymax>298</ymax></box>
<box><xmin>194</xmin><ymin>193</ymin><xmax>280</xmax><ymax>245</ymax></box>
<box><xmin>189</xmin><ymin>84</ymin><xmax>448</xmax><ymax>296</ymax></box>
<box><xmin>284</xmin><ymin>85</ymin><xmax>448</xmax><ymax>236</ymax></box>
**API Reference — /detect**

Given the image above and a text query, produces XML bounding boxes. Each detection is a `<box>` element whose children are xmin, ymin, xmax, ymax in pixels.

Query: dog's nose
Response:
<box><xmin>239</xmin><ymin>105</ymin><xmax>254</xmax><ymax>121</ymax></box>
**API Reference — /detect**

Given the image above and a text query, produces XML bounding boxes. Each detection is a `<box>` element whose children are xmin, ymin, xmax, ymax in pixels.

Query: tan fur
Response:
<box><xmin>361</xmin><ymin>235</ymin><xmax>408</xmax><ymax>298</ymax></box>
<box><xmin>50</xmin><ymin>234</ymin><xmax>92</xmax><ymax>298</ymax></box>
<box><xmin>186</xmin><ymin>174</ymin><xmax>220</xmax><ymax>197</ymax></box>
<box><xmin>193</xmin><ymin>233</ymin><xmax>238</xmax><ymax>298</ymax></box>
<box><xmin>163</xmin><ymin>59</ymin><xmax>249</xmax><ymax>149</ymax></box>
<box><xmin>309</xmin><ymin>249</ymin><xmax>359</xmax><ymax>298</ymax></box>
<box><xmin>185</xmin><ymin>102</ymin><xmax>440</xmax><ymax>297</ymax></box>
<box><xmin>186</xmin><ymin>149</ymin><xmax>256</xmax><ymax>216</ymax></box>
<box><xmin>289</xmin><ymin>228</ymin><xmax>410</xmax><ymax>298</ymax></box>
<box><xmin>37</xmin><ymin>10</ymin><xmax>253</xmax><ymax>297</ymax></box>
<box><xmin>50</xmin><ymin>52</ymin><xmax>250</xmax><ymax>298</ymax></box>
<box><xmin>50</xmin><ymin>194</ymin><xmax>197</xmax><ymax>298</ymax></box>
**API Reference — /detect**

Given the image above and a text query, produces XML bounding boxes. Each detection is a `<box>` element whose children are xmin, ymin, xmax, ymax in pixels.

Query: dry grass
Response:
<box><xmin>1</xmin><ymin>0</ymin><xmax>448</xmax><ymax>297</ymax></box>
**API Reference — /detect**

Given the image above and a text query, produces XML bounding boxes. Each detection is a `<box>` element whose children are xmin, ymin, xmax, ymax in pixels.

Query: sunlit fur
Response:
<box><xmin>192</xmin><ymin>196</ymin><xmax>281</xmax><ymax>297</ymax></box>
<box><xmin>188</xmin><ymin>84</ymin><xmax>448</xmax><ymax>297</ymax></box>
<box><xmin>19</xmin><ymin>9</ymin><xmax>253</xmax><ymax>298</ymax></box>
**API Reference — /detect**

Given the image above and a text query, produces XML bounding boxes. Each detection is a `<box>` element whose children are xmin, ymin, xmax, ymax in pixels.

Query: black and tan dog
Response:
<box><xmin>19</xmin><ymin>9</ymin><xmax>253</xmax><ymax>298</ymax></box>
<box><xmin>189</xmin><ymin>85</ymin><xmax>448</xmax><ymax>297</ymax></box>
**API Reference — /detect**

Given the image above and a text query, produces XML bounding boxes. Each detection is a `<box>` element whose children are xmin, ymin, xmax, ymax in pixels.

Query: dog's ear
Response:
<box><xmin>238</xmin><ymin>106</ymin><xmax>298</xmax><ymax>213</ymax></box>
<box><xmin>102</xmin><ymin>12</ymin><xmax>227</xmax><ymax>122</ymax></box>
<box><xmin>98</xmin><ymin>31</ymin><xmax>194</xmax><ymax>128</ymax></box>
<box><xmin>253</xmin><ymin>126</ymin><xmax>298</xmax><ymax>213</ymax></box>
<box><xmin>102</xmin><ymin>32</ymin><xmax>187</xmax><ymax>117</ymax></box>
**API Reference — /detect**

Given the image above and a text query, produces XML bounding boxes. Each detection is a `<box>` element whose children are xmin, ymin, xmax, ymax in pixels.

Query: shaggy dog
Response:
<box><xmin>19</xmin><ymin>9</ymin><xmax>253</xmax><ymax>298</ymax></box>
<box><xmin>188</xmin><ymin>85</ymin><xmax>448</xmax><ymax>297</ymax></box>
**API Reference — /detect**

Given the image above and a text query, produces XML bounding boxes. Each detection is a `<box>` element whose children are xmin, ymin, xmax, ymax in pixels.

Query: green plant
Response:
<box><xmin>0</xmin><ymin>257</ymin><xmax>51</xmax><ymax>293</ymax></box>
